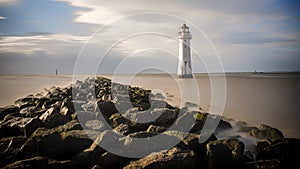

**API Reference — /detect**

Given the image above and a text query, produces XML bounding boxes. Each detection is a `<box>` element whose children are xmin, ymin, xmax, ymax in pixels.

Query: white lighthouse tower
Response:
<box><xmin>177</xmin><ymin>23</ymin><xmax>193</xmax><ymax>78</ymax></box>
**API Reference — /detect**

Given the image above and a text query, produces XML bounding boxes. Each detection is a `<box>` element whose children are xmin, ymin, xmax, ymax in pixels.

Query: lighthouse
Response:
<box><xmin>177</xmin><ymin>23</ymin><xmax>193</xmax><ymax>78</ymax></box>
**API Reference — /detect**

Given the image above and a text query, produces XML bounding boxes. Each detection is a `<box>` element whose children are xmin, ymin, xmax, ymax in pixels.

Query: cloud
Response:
<box><xmin>0</xmin><ymin>33</ymin><xmax>89</xmax><ymax>55</ymax></box>
<box><xmin>0</xmin><ymin>0</ymin><xmax>19</xmax><ymax>5</ymax></box>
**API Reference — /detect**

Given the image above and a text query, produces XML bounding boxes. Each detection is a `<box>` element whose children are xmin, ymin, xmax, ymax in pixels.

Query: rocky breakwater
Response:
<box><xmin>0</xmin><ymin>76</ymin><xmax>299</xmax><ymax>169</ymax></box>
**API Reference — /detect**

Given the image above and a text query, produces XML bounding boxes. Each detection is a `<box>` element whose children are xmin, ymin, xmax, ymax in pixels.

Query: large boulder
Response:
<box><xmin>146</xmin><ymin>124</ymin><xmax>166</xmax><ymax>133</ymax></box>
<box><xmin>14</xmin><ymin>95</ymin><xmax>38</xmax><ymax>109</ymax></box>
<box><xmin>0</xmin><ymin>105</ymin><xmax>19</xmax><ymax>120</ymax></box>
<box><xmin>39</xmin><ymin>107</ymin><xmax>70</xmax><ymax>128</ymax></box>
<box><xmin>255</xmin><ymin>138</ymin><xmax>300</xmax><ymax>168</ymax></box>
<box><xmin>98</xmin><ymin>101</ymin><xmax>118</xmax><ymax>118</ymax></box>
<box><xmin>60</xmin><ymin>130</ymin><xmax>99</xmax><ymax>155</ymax></box>
<box><xmin>152</xmin><ymin>108</ymin><xmax>179</xmax><ymax>127</ymax></box>
<box><xmin>170</xmin><ymin>131</ymin><xmax>217</xmax><ymax>157</ymax></box>
<box><xmin>207</xmin><ymin>139</ymin><xmax>245</xmax><ymax>169</ymax></box>
<box><xmin>55</xmin><ymin>120</ymin><xmax>83</xmax><ymax>133</ymax></box>
<box><xmin>113</xmin><ymin>123</ymin><xmax>132</xmax><ymax>136</ymax></box>
<box><xmin>73</xmin><ymin>135</ymin><xmax>106</xmax><ymax>168</ymax></box>
<box><xmin>0</xmin><ymin>117</ymin><xmax>43</xmax><ymax>137</ymax></box>
<box><xmin>0</xmin><ymin>138</ymin><xmax>39</xmax><ymax>168</ymax></box>
<box><xmin>124</xmin><ymin>147</ymin><xmax>198</xmax><ymax>169</ymax></box>
<box><xmin>238</xmin><ymin>124</ymin><xmax>284</xmax><ymax>139</ymax></box>
<box><xmin>30</xmin><ymin>128</ymin><xmax>68</xmax><ymax>158</ymax></box>
<box><xmin>20</xmin><ymin>106</ymin><xmax>46</xmax><ymax>118</ymax></box>
<box><xmin>109</xmin><ymin>113</ymin><xmax>131</xmax><ymax>128</ymax></box>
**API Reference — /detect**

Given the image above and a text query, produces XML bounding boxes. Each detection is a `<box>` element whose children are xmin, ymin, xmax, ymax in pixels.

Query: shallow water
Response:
<box><xmin>0</xmin><ymin>74</ymin><xmax>299</xmax><ymax>138</ymax></box>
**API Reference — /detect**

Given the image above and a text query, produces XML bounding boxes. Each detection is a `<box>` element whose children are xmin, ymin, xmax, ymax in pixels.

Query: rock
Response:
<box><xmin>0</xmin><ymin>137</ymin><xmax>28</xmax><ymax>167</ymax></box>
<box><xmin>0</xmin><ymin>105</ymin><xmax>19</xmax><ymax>120</ymax></box>
<box><xmin>207</xmin><ymin>139</ymin><xmax>245</xmax><ymax>169</ymax></box>
<box><xmin>14</xmin><ymin>95</ymin><xmax>37</xmax><ymax>109</ymax></box>
<box><xmin>74</xmin><ymin>111</ymin><xmax>97</xmax><ymax>124</ymax></box>
<box><xmin>190</xmin><ymin>120</ymin><xmax>205</xmax><ymax>133</ymax></box>
<box><xmin>122</xmin><ymin>131</ymin><xmax>183</xmax><ymax>157</ymax></box>
<box><xmin>47</xmin><ymin>159</ymin><xmax>77</xmax><ymax>169</ymax></box>
<box><xmin>82</xmin><ymin>100</ymin><xmax>97</xmax><ymax>112</ymax></box>
<box><xmin>146</xmin><ymin>125</ymin><xmax>166</xmax><ymax>133</ymax></box>
<box><xmin>91</xmin><ymin>165</ymin><xmax>104</xmax><ymax>169</ymax></box>
<box><xmin>96</xmin><ymin>152</ymin><xmax>132</xmax><ymax>169</ymax></box>
<box><xmin>72</xmin><ymin>100</ymin><xmax>85</xmax><ymax>112</ymax></box>
<box><xmin>255</xmin><ymin>138</ymin><xmax>300</xmax><ymax>168</ymax></box>
<box><xmin>0</xmin><ymin>138</ymin><xmax>39</xmax><ymax>168</ymax></box>
<box><xmin>149</xmin><ymin>100</ymin><xmax>167</xmax><ymax>109</ymax></box>
<box><xmin>85</xmin><ymin>120</ymin><xmax>107</xmax><ymax>131</ymax></box>
<box><xmin>128</xmin><ymin>131</ymin><xmax>159</xmax><ymax>138</ymax></box>
<box><xmin>20</xmin><ymin>106</ymin><xmax>46</xmax><ymax>118</ymax></box>
<box><xmin>3</xmin><ymin>156</ymin><xmax>76</xmax><ymax>169</ymax></box>
<box><xmin>39</xmin><ymin>107</ymin><xmax>70</xmax><ymax>128</ymax></box>
<box><xmin>124</xmin><ymin>147</ymin><xmax>198</xmax><ymax>169</ymax></box>
<box><xmin>55</xmin><ymin>120</ymin><xmax>83</xmax><ymax>133</ymax></box>
<box><xmin>98</xmin><ymin>101</ymin><xmax>118</xmax><ymax>118</ymax></box>
<box><xmin>255</xmin><ymin>140</ymin><xmax>271</xmax><ymax>155</ymax></box>
<box><xmin>238</xmin><ymin>124</ymin><xmax>284</xmax><ymax>139</ymax></box>
<box><xmin>113</xmin><ymin>123</ymin><xmax>132</xmax><ymax>135</ymax></box>
<box><xmin>42</xmin><ymin>98</ymin><xmax>61</xmax><ymax>109</ymax></box>
<box><xmin>73</xmin><ymin>136</ymin><xmax>106</xmax><ymax>168</ymax></box>
<box><xmin>174</xmin><ymin>110</ymin><xmax>200</xmax><ymax>133</ymax></box>
<box><xmin>245</xmin><ymin>159</ymin><xmax>281</xmax><ymax>169</ymax></box>
<box><xmin>183</xmin><ymin>133</ymin><xmax>216</xmax><ymax>157</ymax></box>
<box><xmin>216</xmin><ymin>119</ymin><xmax>232</xmax><ymax>132</ymax></box>
<box><xmin>30</xmin><ymin>128</ymin><xmax>68</xmax><ymax>158</ymax></box>
<box><xmin>3</xmin><ymin>156</ymin><xmax>48</xmax><ymax>169</ymax></box>
<box><xmin>152</xmin><ymin>108</ymin><xmax>179</xmax><ymax>127</ymax></box>
<box><xmin>36</xmin><ymin>97</ymin><xmax>50</xmax><ymax>108</ymax></box>
<box><xmin>258</xmin><ymin>124</ymin><xmax>284</xmax><ymax>139</ymax></box>
<box><xmin>0</xmin><ymin>117</ymin><xmax>43</xmax><ymax>137</ymax></box>
<box><xmin>115</xmin><ymin>100</ymin><xmax>132</xmax><ymax>114</ymax></box>
<box><xmin>109</xmin><ymin>113</ymin><xmax>130</xmax><ymax>128</ymax></box>
<box><xmin>236</xmin><ymin>121</ymin><xmax>248</xmax><ymax>127</ymax></box>
<box><xmin>0</xmin><ymin>137</ymin><xmax>13</xmax><ymax>152</ymax></box>
<box><xmin>60</xmin><ymin>107</ymin><xmax>73</xmax><ymax>117</ymax></box>
<box><xmin>60</xmin><ymin>99</ymin><xmax>75</xmax><ymax>114</ymax></box>
<box><xmin>61</xmin><ymin>130</ymin><xmax>99</xmax><ymax>155</ymax></box>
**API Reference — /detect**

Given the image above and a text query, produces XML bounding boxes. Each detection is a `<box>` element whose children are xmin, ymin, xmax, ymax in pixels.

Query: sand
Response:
<box><xmin>0</xmin><ymin>74</ymin><xmax>299</xmax><ymax>138</ymax></box>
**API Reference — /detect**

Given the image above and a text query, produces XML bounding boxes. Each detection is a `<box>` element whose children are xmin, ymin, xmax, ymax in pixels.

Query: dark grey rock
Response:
<box><xmin>96</xmin><ymin>152</ymin><xmax>132</xmax><ymax>169</ymax></box>
<box><xmin>0</xmin><ymin>117</ymin><xmax>43</xmax><ymax>137</ymax></box>
<box><xmin>146</xmin><ymin>124</ymin><xmax>166</xmax><ymax>133</ymax></box>
<box><xmin>30</xmin><ymin>128</ymin><xmax>68</xmax><ymax>158</ymax></box>
<box><xmin>61</xmin><ymin>130</ymin><xmax>100</xmax><ymax>155</ymax></box>
<box><xmin>39</xmin><ymin>107</ymin><xmax>70</xmax><ymax>128</ymax></box>
<box><xmin>124</xmin><ymin>147</ymin><xmax>198</xmax><ymax>169</ymax></box>
<box><xmin>238</xmin><ymin>124</ymin><xmax>284</xmax><ymax>139</ymax></box>
<box><xmin>207</xmin><ymin>139</ymin><xmax>245</xmax><ymax>169</ymax></box>
<box><xmin>0</xmin><ymin>105</ymin><xmax>19</xmax><ymax>120</ymax></box>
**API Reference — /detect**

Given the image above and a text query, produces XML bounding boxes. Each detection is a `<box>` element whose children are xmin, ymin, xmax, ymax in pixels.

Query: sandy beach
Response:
<box><xmin>0</xmin><ymin>74</ymin><xmax>299</xmax><ymax>138</ymax></box>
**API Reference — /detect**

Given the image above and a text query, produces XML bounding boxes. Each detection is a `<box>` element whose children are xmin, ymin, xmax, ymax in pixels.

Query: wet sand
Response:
<box><xmin>0</xmin><ymin>74</ymin><xmax>299</xmax><ymax>138</ymax></box>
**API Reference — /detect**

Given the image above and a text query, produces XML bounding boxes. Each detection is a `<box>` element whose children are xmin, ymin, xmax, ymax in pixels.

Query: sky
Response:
<box><xmin>0</xmin><ymin>0</ymin><xmax>300</xmax><ymax>74</ymax></box>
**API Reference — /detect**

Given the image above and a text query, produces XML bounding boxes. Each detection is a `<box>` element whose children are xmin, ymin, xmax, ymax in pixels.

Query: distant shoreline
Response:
<box><xmin>1</xmin><ymin>71</ymin><xmax>300</xmax><ymax>75</ymax></box>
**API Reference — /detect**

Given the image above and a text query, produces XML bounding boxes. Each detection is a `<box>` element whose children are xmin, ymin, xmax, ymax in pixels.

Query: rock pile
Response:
<box><xmin>0</xmin><ymin>76</ymin><xmax>299</xmax><ymax>169</ymax></box>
